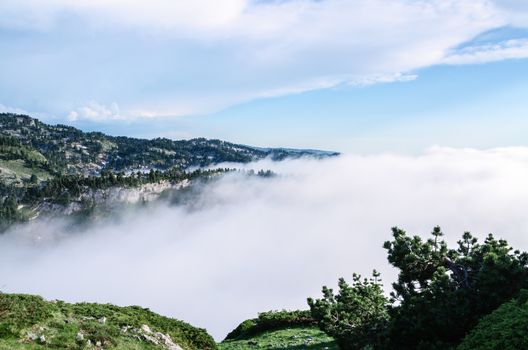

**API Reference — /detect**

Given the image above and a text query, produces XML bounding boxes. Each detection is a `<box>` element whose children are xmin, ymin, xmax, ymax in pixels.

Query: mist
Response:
<box><xmin>2</xmin><ymin>147</ymin><xmax>528</xmax><ymax>340</ymax></box>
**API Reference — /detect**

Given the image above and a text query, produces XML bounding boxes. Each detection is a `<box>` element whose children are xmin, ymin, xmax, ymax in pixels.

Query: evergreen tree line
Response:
<box><xmin>22</xmin><ymin>168</ymin><xmax>231</xmax><ymax>204</ymax></box>
<box><xmin>0</xmin><ymin>195</ymin><xmax>23</xmax><ymax>231</ymax></box>
<box><xmin>0</xmin><ymin>167</ymin><xmax>274</xmax><ymax>231</ymax></box>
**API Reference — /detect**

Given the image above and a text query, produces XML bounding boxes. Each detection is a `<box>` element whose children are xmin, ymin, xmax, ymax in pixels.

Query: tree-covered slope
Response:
<box><xmin>0</xmin><ymin>113</ymin><xmax>337</xmax><ymax>182</ymax></box>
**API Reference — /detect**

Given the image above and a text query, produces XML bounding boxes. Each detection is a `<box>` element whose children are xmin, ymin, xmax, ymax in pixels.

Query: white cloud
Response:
<box><xmin>0</xmin><ymin>0</ymin><xmax>516</xmax><ymax>118</ymax></box>
<box><xmin>3</xmin><ymin>147</ymin><xmax>528</xmax><ymax>339</ymax></box>
<box><xmin>443</xmin><ymin>38</ymin><xmax>528</xmax><ymax>64</ymax></box>
<box><xmin>0</xmin><ymin>0</ymin><xmax>246</xmax><ymax>32</ymax></box>
<box><xmin>67</xmin><ymin>102</ymin><xmax>121</xmax><ymax>122</ymax></box>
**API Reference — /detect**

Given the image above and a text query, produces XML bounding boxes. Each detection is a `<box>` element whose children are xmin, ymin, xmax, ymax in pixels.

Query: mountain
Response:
<box><xmin>0</xmin><ymin>113</ymin><xmax>338</xmax><ymax>181</ymax></box>
<box><xmin>0</xmin><ymin>113</ymin><xmax>338</xmax><ymax>231</ymax></box>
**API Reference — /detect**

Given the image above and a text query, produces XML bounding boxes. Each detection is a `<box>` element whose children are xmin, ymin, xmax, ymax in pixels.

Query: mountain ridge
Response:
<box><xmin>0</xmin><ymin>113</ymin><xmax>338</xmax><ymax>180</ymax></box>
<box><xmin>0</xmin><ymin>113</ymin><xmax>338</xmax><ymax>231</ymax></box>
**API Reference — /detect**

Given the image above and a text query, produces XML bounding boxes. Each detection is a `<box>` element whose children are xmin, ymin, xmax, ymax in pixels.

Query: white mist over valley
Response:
<box><xmin>2</xmin><ymin>147</ymin><xmax>528</xmax><ymax>340</ymax></box>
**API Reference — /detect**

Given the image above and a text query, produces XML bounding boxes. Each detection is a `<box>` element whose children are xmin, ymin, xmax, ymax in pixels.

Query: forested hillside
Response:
<box><xmin>0</xmin><ymin>113</ymin><xmax>336</xmax><ymax>231</ymax></box>
<box><xmin>0</xmin><ymin>113</ymin><xmax>335</xmax><ymax>180</ymax></box>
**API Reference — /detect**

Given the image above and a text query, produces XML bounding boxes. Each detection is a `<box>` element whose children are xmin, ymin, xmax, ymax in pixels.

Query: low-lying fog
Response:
<box><xmin>2</xmin><ymin>147</ymin><xmax>528</xmax><ymax>340</ymax></box>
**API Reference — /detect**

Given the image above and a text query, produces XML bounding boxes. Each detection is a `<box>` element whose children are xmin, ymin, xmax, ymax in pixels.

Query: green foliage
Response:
<box><xmin>224</xmin><ymin>310</ymin><xmax>315</xmax><ymax>341</ymax></box>
<box><xmin>383</xmin><ymin>227</ymin><xmax>528</xmax><ymax>349</ymax></box>
<box><xmin>0</xmin><ymin>135</ymin><xmax>47</xmax><ymax>168</ymax></box>
<box><xmin>307</xmin><ymin>271</ymin><xmax>389</xmax><ymax>350</ymax></box>
<box><xmin>0</xmin><ymin>294</ymin><xmax>56</xmax><ymax>338</ymax></box>
<box><xmin>0</xmin><ymin>293</ymin><xmax>216</xmax><ymax>350</ymax></box>
<box><xmin>220</xmin><ymin>326</ymin><xmax>338</xmax><ymax>350</ymax></box>
<box><xmin>0</xmin><ymin>195</ymin><xmax>26</xmax><ymax>231</ymax></box>
<box><xmin>307</xmin><ymin>227</ymin><xmax>528</xmax><ymax>349</ymax></box>
<box><xmin>67</xmin><ymin>303</ymin><xmax>217</xmax><ymax>350</ymax></box>
<box><xmin>457</xmin><ymin>290</ymin><xmax>528</xmax><ymax>350</ymax></box>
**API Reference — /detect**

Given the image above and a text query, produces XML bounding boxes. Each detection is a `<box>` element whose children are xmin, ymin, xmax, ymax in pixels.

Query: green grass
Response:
<box><xmin>219</xmin><ymin>327</ymin><xmax>338</xmax><ymax>350</ymax></box>
<box><xmin>0</xmin><ymin>293</ymin><xmax>216</xmax><ymax>350</ymax></box>
<box><xmin>0</xmin><ymin>159</ymin><xmax>51</xmax><ymax>183</ymax></box>
<box><xmin>0</xmin><ymin>338</ymin><xmax>164</xmax><ymax>350</ymax></box>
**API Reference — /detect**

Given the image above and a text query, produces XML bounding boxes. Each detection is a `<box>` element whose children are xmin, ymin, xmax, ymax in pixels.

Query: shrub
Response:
<box><xmin>458</xmin><ymin>290</ymin><xmax>528</xmax><ymax>350</ymax></box>
<box><xmin>0</xmin><ymin>294</ymin><xmax>56</xmax><ymax>334</ymax></box>
<box><xmin>308</xmin><ymin>271</ymin><xmax>389</xmax><ymax>350</ymax></box>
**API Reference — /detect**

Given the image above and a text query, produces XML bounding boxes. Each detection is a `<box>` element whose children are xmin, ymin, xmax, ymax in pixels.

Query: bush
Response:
<box><xmin>0</xmin><ymin>294</ymin><xmax>56</xmax><ymax>333</ymax></box>
<box><xmin>308</xmin><ymin>271</ymin><xmax>389</xmax><ymax>350</ymax></box>
<box><xmin>457</xmin><ymin>290</ymin><xmax>528</xmax><ymax>350</ymax></box>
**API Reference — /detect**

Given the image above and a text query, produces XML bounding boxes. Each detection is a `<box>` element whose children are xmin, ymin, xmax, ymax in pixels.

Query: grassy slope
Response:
<box><xmin>219</xmin><ymin>327</ymin><xmax>338</xmax><ymax>350</ymax></box>
<box><xmin>0</xmin><ymin>293</ymin><xmax>216</xmax><ymax>350</ymax></box>
<box><xmin>0</xmin><ymin>142</ymin><xmax>51</xmax><ymax>184</ymax></box>
<box><xmin>0</xmin><ymin>159</ymin><xmax>51</xmax><ymax>182</ymax></box>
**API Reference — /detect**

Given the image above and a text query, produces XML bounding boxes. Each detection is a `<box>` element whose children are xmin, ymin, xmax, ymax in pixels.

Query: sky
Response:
<box><xmin>1</xmin><ymin>0</ymin><xmax>528</xmax><ymax>152</ymax></box>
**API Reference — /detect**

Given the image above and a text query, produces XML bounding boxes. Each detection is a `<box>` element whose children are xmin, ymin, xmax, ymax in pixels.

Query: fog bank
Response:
<box><xmin>2</xmin><ymin>147</ymin><xmax>528</xmax><ymax>339</ymax></box>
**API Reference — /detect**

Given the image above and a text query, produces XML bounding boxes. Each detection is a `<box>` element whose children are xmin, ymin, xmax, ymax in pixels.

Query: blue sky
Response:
<box><xmin>1</xmin><ymin>0</ymin><xmax>528</xmax><ymax>152</ymax></box>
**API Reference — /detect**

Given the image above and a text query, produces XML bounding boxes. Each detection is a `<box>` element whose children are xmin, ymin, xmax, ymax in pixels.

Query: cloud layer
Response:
<box><xmin>1</xmin><ymin>0</ymin><xmax>527</xmax><ymax>120</ymax></box>
<box><xmin>2</xmin><ymin>147</ymin><xmax>528</xmax><ymax>339</ymax></box>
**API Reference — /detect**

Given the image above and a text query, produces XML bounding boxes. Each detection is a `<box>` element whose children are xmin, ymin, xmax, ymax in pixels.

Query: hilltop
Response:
<box><xmin>0</xmin><ymin>293</ymin><xmax>216</xmax><ymax>350</ymax></box>
<box><xmin>218</xmin><ymin>310</ymin><xmax>337</xmax><ymax>350</ymax></box>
